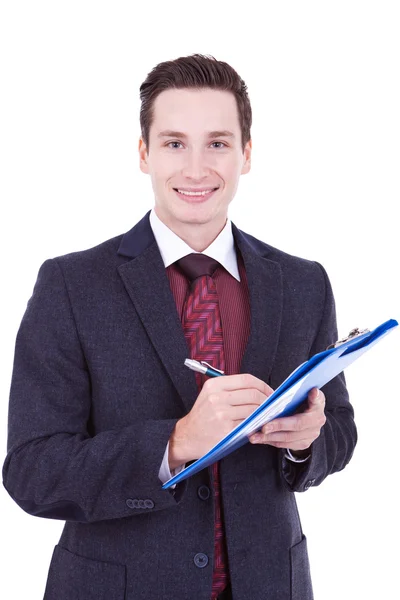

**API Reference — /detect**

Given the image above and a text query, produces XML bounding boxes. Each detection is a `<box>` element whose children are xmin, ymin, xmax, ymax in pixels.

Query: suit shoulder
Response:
<box><xmin>241</xmin><ymin>229</ymin><xmax>325</xmax><ymax>280</ymax></box>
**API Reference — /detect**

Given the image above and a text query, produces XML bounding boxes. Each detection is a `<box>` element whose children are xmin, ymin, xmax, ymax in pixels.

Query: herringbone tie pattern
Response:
<box><xmin>177</xmin><ymin>253</ymin><xmax>229</xmax><ymax>600</ymax></box>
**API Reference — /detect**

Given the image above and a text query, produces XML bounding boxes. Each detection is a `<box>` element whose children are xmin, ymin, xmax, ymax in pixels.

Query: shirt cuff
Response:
<box><xmin>284</xmin><ymin>448</ymin><xmax>311</xmax><ymax>463</ymax></box>
<box><xmin>158</xmin><ymin>441</ymin><xmax>186</xmax><ymax>489</ymax></box>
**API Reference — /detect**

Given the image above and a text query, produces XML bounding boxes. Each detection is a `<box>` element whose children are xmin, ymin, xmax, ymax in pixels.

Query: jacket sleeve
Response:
<box><xmin>2</xmin><ymin>258</ymin><xmax>187</xmax><ymax>523</ymax></box>
<box><xmin>279</xmin><ymin>261</ymin><xmax>358</xmax><ymax>492</ymax></box>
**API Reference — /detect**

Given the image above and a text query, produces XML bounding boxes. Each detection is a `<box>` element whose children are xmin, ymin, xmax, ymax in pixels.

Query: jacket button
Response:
<box><xmin>194</xmin><ymin>553</ymin><xmax>209</xmax><ymax>568</ymax></box>
<box><xmin>304</xmin><ymin>479</ymin><xmax>315</xmax><ymax>490</ymax></box>
<box><xmin>144</xmin><ymin>499</ymin><xmax>154</xmax><ymax>508</ymax></box>
<box><xmin>197</xmin><ymin>485</ymin><xmax>211</xmax><ymax>500</ymax></box>
<box><xmin>126</xmin><ymin>499</ymin><xmax>135</xmax><ymax>508</ymax></box>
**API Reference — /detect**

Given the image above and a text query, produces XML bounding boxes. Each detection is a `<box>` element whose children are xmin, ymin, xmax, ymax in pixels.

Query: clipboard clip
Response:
<box><xmin>327</xmin><ymin>327</ymin><xmax>370</xmax><ymax>350</ymax></box>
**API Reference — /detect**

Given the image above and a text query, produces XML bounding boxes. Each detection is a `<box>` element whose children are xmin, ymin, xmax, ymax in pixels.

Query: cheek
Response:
<box><xmin>221</xmin><ymin>162</ymin><xmax>242</xmax><ymax>187</ymax></box>
<box><xmin>217</xmin><ymin>153</ymin><xmax>243</xmax><ymax>175</ymax></box>
<box><xmin>148</xmin><ymin>151</ymin><xmax>177</xmax><ymax>176</ymax></box>
<box><xmin>152</xmin><ymin>164</ymin><xmax>174</xmax><ymax>186</ymax></box>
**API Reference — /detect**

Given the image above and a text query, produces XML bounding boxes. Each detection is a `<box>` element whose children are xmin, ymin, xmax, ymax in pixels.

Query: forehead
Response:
<box><xmin>151</xmin><ymin>88</ymin><xmax>240</xmax><ymax>137</ymax></box>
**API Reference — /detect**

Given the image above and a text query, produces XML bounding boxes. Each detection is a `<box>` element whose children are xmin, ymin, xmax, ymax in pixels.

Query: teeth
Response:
<box><xmin>176</xmin><ymin>189</ymin><xmax>215</xmax><ymax>196</ymax></box>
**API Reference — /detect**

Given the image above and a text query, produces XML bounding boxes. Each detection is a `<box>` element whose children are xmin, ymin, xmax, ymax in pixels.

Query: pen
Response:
<box><xmin>184</xmin><ymin>359</ymin><xmax>225</xmax><ymax>378</ymax></box>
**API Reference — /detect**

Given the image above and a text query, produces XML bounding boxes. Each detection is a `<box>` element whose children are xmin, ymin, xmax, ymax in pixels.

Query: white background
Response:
<box><xmin>0</xmin><ymin>1</ymin><xmax>399</xmax><ymax>598</ymax></box>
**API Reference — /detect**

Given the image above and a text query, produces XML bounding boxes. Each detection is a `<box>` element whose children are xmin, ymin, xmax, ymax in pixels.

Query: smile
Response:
<box><xmin>173</xmin><ymin>188</ymin><xmax>219</xmax><ymax>202</ymax></box>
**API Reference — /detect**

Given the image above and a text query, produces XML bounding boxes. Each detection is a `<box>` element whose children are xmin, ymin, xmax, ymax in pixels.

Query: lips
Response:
<box><xmin>173</xmin><ymin>188</ymin><xmax>219</xmax><ymax>202</ymax></box>
<box><xmin>173</xmin><ymin>187</ymin><xmax>219</xmax><ymax>193</ymax></box>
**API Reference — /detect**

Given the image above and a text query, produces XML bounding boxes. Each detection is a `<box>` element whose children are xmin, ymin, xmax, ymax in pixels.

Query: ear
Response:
<box><xmin>139</xmin><ymin>137</ymin><xmax>149</xmax><ymax>174</ymax></box>
<box><xmin>241</xmin><ymin>139</ymin><xmax>252</xmax><ymax>175</ymax></box>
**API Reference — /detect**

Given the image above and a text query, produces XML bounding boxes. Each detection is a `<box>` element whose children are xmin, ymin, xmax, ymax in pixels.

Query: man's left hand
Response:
<box><xmin>248</xmin><ymin>387</ymin><xmax>326</xmax><ymax>452</ymax></box>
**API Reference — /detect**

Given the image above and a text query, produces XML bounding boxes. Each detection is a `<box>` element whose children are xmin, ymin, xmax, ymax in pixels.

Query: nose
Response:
<box><xmin>181</xmin><ymin>149</ymin><xmax>210</xmax><ymax>180</ymax></box>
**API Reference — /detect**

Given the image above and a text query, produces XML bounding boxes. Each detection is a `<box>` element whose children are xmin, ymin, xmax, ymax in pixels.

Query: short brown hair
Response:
<box><xmin>139</xmin><ymin>53</ymin><xmax>252</xmax><ymax>153</ymax></box>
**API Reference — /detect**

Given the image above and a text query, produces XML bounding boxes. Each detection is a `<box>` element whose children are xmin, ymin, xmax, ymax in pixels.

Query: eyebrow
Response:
<box><xmin>157</xmin><ymin>130</ymin><xmax>235</xmax><ymax>139</ymax></box>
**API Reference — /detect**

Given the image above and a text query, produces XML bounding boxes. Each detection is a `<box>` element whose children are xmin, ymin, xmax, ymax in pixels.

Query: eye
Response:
<box><xmin>166</xmin><ymin>141</ymin><xmax>184</xmax><ymax>149</ymax></box>
<box><xmin>166</xmin><ymin>141</ymin><xmax>228</xmax><ymax>149</ymax></box>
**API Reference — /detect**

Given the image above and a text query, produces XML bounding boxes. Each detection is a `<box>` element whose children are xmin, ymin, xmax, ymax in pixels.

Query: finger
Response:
<box><xmin>249</xmin><ymin>432</ymin><xmax>313</xmax><ymax>449</ymax></box>
<box><xmin>210</xmin><ymin>388</ymin><xmax>270</xmax><ymax>408</ymax></box>
<box><xmin>205</xmin><ymin>373</ymin><xmax>273</xmax><ymax>398</ymax></box>
<box><xmin>307</xmin><ymin>388</ymin><xmax>325</xmax><ymax>408</ymax></box>
<box><xmin>261</xmin><ymin>429</ymin><xmax>319</xmax><ymax>444</ymax></box>
<box><xmin>261</xmin><ymin>414</ymin><xmax>314</xmax><ymax>434</ymax></box>
<box><xmin>229</xmin><ymin>404</ymin><xmax>260</xmax><ymax>421</ymax></box>
<box><xmin>262</xmin><ymin>440</ymin><xmax>312</xmax><ymax>450</ymax></box>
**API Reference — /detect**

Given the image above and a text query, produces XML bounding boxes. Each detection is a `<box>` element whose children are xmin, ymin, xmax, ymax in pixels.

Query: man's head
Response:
<box><xmin>138</xmin><ymin>54</ymin><xmax>252</xmax><ymax>249</ymax></box>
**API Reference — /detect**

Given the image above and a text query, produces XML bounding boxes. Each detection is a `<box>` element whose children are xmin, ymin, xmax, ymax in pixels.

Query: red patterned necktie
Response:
<box><xmin>176</xmin><ymin>253</ymin><xmax>229</xmax><ymax>600</ymax></box>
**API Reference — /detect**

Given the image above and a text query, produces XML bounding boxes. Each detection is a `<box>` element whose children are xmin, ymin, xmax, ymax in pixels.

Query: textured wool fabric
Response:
<box><xmin>2</xmin><ymin>210</ymin><xmax>357</xmax><ymax>599</ymax></box>
<box><xmin>176</xmin><ymin>253</ymin><xmax>230</xmax><ymax>598</ymax></box>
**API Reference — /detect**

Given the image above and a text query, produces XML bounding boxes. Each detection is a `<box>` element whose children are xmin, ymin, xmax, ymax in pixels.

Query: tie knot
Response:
<box><xmin>176</xmin><ymin>253</ymin><xmax>220</xmax><ymax>282</ymax></box>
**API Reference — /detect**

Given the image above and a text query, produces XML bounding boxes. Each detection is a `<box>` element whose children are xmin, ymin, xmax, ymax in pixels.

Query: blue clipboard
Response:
<box><xmin>162</xmin><ymin>318</ymin><xmax>398</xmax><ymax>489</ymax></box>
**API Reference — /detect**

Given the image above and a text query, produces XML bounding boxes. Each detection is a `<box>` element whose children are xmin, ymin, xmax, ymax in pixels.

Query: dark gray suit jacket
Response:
<box><xmin>2</xmin><ymin>210</ymin><xmax>357</xmax><ymax>600</ymax></box>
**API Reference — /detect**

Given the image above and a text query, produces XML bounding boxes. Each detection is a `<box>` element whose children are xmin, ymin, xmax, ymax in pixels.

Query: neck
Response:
<box><xmin>154</xmin><ymin>206</ymin><xmax>227</xmax><ymax>252</ymax></box>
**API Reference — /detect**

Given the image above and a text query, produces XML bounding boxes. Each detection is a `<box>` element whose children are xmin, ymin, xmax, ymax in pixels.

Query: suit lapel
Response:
<box><xmin>117</xmin><ymin>211</ymin><xmax>283</xmax><ymax>413</ymax></box>
<box><xmin>232</xmin><ymin>223</ymin><xmax>283</xmax><ymax>385</ymax></box>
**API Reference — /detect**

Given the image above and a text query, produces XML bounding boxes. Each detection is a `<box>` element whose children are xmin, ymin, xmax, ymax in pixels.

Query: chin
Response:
<box><xmin>176</xmin><ymin>211</ymin><xmax>212</xmax><ymax>224</ymax></box>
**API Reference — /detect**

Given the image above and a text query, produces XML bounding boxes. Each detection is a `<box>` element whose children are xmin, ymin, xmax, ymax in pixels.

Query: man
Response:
<box><xmin>2</xmin><ymin>54</ymin><xmax>357</xmax><ymax>600</ymax></box>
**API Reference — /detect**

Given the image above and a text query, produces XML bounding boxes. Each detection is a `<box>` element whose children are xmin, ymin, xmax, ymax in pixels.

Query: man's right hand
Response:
<box><xmin>168</xmin><ymin>374</ymin><xmax>273</xmax><ymax>471</ymax></box>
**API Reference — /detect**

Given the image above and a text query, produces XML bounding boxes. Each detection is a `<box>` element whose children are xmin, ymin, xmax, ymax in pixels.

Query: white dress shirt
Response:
<box><xmin>148</xmin><ymin>208</ymin><xmax>309</xmax><ymax>487</ymax></box>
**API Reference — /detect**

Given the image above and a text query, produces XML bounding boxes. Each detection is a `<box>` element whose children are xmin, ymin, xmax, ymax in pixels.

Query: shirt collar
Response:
<box><xmin>149</xmin><ymin>207</ymin><xmax>241</xmax><ymax>282</ymax></box>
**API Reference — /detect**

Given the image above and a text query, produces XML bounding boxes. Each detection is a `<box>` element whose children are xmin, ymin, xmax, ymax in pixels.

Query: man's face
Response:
<box><xmin>139</xmin><ymin>88</ymin><xmax>251</xmax><ymax>232</ymax></box>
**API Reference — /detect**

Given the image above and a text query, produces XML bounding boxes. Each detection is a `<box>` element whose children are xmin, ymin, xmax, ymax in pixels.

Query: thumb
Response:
<box><xmin>309</xmin><ymin>387</ymin><xmax>322</xmax><ymax>406</ymax></box>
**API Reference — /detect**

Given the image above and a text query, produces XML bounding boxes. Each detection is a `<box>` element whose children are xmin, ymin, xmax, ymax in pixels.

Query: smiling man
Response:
<box><xmin>3</xmin><ymin>54</ymin><xmax>357</xmax><ymax>600</ymax></box>
<box><xmin>139</xmin><ymin>87</ymin><xmax>249</xmax><ymax>253</ymax></box>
